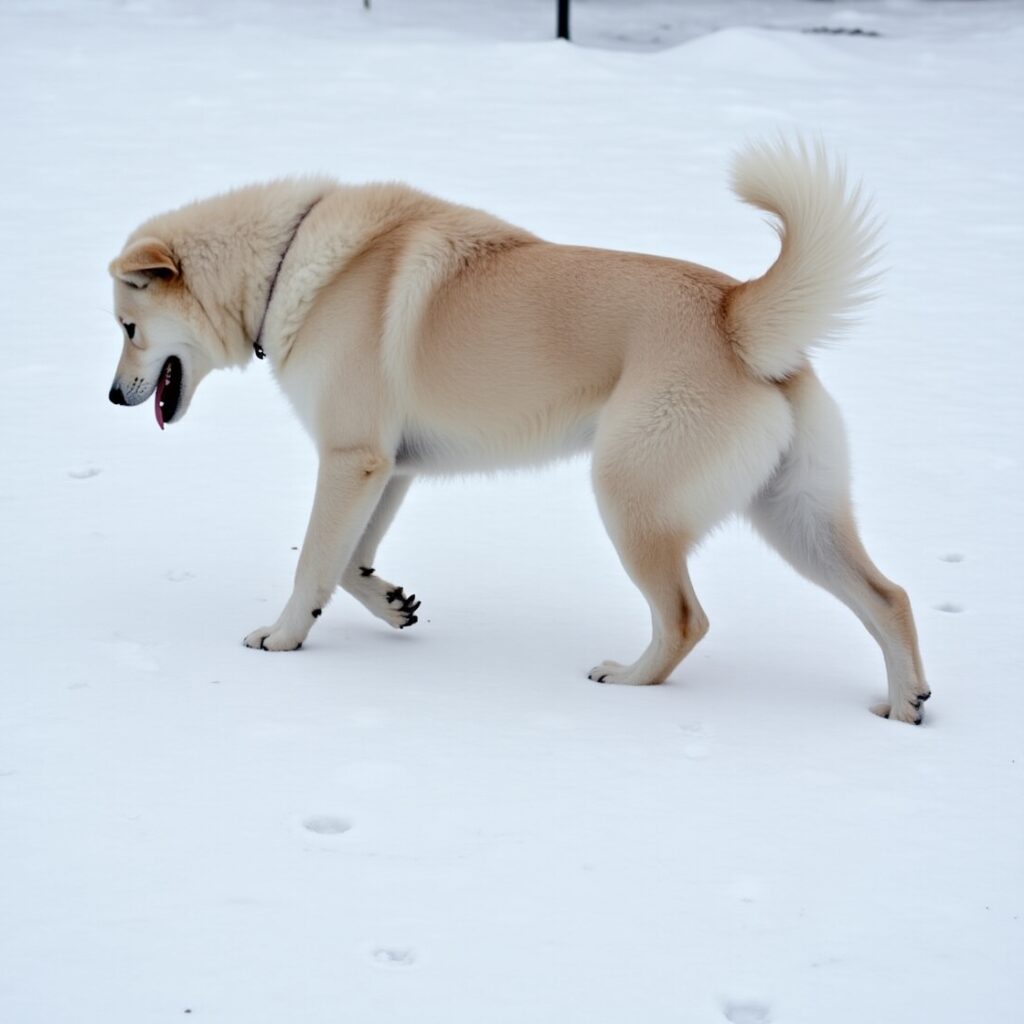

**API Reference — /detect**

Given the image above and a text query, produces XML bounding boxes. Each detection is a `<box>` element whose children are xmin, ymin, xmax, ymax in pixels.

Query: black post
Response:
<box><xmin>557</xmin><ymin>0</ymin><xmax>570</xmax><ymax>41</ymax></box>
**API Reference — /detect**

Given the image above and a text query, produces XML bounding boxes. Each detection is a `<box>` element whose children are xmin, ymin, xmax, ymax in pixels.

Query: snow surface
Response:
<box><xmin>1</xmin><ymin>2</ymin><xmax>1022</xmax><ymax>1021</ymax></box>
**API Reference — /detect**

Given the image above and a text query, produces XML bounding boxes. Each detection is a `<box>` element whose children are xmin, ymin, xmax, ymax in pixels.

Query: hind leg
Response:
<box><xmin>586</xmin><ymin>525</ymin><xmax>708</xmax><ymax>685</ymax></box>
<box><xmin>586</xmin><ymin>369</ymin><xmax>792</xmax><ymax>686</ymax></box>
<box><xmin>746</xmin><ymin>370</ymin><xmax>929</xmax><ymax>723</ymax></box>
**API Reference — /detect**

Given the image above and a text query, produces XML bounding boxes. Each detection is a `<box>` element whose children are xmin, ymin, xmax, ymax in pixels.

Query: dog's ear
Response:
<box><xmin>109</xmin><ymin>237</ymin><xmax>180</xmax><ymax>287</ymax></box>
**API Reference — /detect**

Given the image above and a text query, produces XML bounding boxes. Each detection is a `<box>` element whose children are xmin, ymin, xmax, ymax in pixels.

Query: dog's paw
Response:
<box><xmin>243</xmin><ymin>625</ymin><xmax>304</xmax><ymax>652</ymax></box>
<box><xmin>343</xmin><ymin>569</ymin><xmax>420</xmax><ymax>629</ymax></box>
<box><xmin>871</xmin><ymin>689</ymin><xmax>931</xmax><ymax>725</ymax></box>
<box><xmin>587</xmin><ymin>660</ymin><xmax>661</xmax><ymax>686</ymax></box>
<box><xmin>383</xmin><ymin>585</ymin><xmax>421</xmax><ymax>629</ymax></box>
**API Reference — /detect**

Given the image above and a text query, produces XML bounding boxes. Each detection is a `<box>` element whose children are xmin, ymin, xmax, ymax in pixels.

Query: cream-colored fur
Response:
<box><xmin>107</xmin><ymin>139</ymin><xmax>930</xmax><ymax>724</ymax></box>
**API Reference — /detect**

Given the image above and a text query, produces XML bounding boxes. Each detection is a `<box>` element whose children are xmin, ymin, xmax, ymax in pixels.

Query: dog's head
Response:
<box><xmin>108</xmin><ymin>236</ymin><xmax>219</xmax><ymax>429</ymax></box>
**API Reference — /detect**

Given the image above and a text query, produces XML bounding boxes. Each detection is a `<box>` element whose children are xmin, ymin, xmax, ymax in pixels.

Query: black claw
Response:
<box><xmin>259</xmin><ymin>637</ymin><xmax>267</xmax><ymax>651</ymax></box>
<box><xmin>914</xmin><ymin>715</ymin><xmax>923</xmax><ymax>725</ymax></box>
<box><xmin>598</xmin><ymin>673</ymin><xmax>608</xmax><ymax>683</ymax></box>
<box><xmin>311</xmin><ymin>608</ymin><xmax>322</xmax><ymax>618</ymax></box>
<box><xmin>919</xmin><ymin>691</ymin><xmax>932</xmax><ymax>702</ymax></box>
<box><xmin>911</xmin><ymin>698</ymin><xmax>922</xmax><ymax>709</ymax></box>
<box><xmin>360</xmin><ymin>566</ymin><xmax>376</xmax><ymax>577</ymax></box>
<box><xmin>384</xmin><ymin>585</ymin><xmax>421</xmax><ymax>620</ymax></box>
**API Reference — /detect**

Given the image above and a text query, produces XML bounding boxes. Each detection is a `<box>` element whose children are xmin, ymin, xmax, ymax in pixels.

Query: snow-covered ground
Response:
<box><xmin>1</xmin><ymin>2</ymin><xmax>1022</xmax><ymax>1021</ymax></box>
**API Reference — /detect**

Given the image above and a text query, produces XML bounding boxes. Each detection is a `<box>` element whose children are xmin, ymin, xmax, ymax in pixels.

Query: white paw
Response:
<box><xmin>871</xmin><ymin>688</ymin><xmax>932</xmax><ymax>725</ymax></box>
<box><xmin>344</xmin><ymin>569</ymin><xmax>420</xmax><ymax>629</ymax></box>
<box><xmin>243</xmin><ymin>625</ymin><xmax>305</xmax><ymax>651</ymax></box>
<box><xmin>587</xmin><ymin>660</ymin><xmax>662</xmax><ymax>686</ymax></box>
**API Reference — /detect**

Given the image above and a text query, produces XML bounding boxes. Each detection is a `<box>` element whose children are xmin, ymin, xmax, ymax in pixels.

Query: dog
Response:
<box><xmin>107</xmin><ymin>138</ymin><xmax>930</xmax><ymax>723</ymax></box>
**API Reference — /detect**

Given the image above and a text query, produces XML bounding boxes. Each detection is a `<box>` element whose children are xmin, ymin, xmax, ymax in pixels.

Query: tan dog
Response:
<box><xmin>108</xmin><ymin>139</ymin><xmax>930</xmax><ymax>723</ymax></box>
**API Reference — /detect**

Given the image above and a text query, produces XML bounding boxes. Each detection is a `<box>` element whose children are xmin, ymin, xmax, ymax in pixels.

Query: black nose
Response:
<box><xmin>109</xmin><ymin>385</ymin><xmax>127</xmax><ymax>406</ymax></box>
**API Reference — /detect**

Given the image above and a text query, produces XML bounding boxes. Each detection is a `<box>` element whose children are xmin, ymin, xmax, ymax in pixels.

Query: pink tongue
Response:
<box><xmin>154</xmin><ymin>368</ymin><xmax>166</xmax><ymax>430</ymax></box>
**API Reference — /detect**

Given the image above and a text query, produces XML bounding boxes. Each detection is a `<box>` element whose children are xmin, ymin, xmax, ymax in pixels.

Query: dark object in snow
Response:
<box><xmin>804</xmin><ymin>26</ymin><xmax>882</xmax><ymax>38</ymax></box>
<box><xmin>557</xmin><ymin>0</ymin><xmax>570</xmax><ymax>40</ymax></box>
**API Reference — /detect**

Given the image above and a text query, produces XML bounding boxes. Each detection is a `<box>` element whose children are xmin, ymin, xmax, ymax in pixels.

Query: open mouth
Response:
<box><xmin>154</xmin><ymin>356</ymin><xmax>183</xmax><ymax>430</ymax></box>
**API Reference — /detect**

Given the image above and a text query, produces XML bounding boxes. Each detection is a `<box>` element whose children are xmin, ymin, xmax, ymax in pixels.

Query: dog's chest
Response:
<box><xmin>270</xmin><ymin>361</ymin><xmax>323</xmax><ymax>438</ymax></box>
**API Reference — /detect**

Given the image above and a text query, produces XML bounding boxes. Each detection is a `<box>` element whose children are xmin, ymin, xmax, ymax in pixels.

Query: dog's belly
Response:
<box><xmin>395</xmin><ymin>414</ymin><xmax>596</xmax><ymax>475</ymax></box>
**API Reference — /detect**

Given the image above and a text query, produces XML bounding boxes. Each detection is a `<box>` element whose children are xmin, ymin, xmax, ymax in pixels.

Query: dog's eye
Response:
<box><xmin>122</xmin><ymin>321</ymin><xmax>136</xmax><ymax>340</ymax></box>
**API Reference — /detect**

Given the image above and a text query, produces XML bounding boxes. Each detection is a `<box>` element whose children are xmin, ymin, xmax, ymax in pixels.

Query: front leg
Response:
<box><xmin>341</xmin><ymin>474</ymin><xmax>421</xmax><ymax>629</ymax></box>
<box><xmin>244</xmin><ymin>446</ymin><xmax>393</xmax><ymax>651</ymax></box>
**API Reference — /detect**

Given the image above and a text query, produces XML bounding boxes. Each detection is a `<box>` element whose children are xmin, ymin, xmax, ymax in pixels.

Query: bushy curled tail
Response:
<box><xmin>723</xmin><ymin>137</ymin><xmax>881</xmax><ymax>381</ymax></box>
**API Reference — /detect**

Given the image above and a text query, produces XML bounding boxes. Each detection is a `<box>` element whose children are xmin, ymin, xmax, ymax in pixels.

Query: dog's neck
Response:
<box><xmin>251</xmin><ymin>196</ymin><xmax>325</xmax><ymax>361</ymax></box>
<box><xmin>181</xmin><ymin>179</ymin><xmax>334</xmax><ymax>368</ymax></box>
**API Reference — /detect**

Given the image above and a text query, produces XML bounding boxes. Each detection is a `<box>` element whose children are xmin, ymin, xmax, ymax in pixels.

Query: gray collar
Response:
<box><xmin>253</xmin><ymin>196</ymin><xmax>324</xmax><ymax>360</ymax></box>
